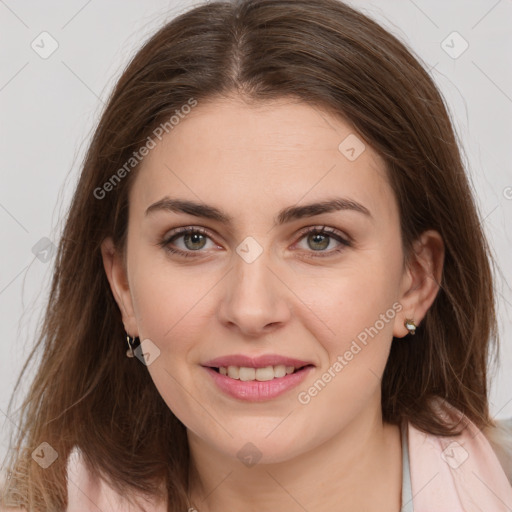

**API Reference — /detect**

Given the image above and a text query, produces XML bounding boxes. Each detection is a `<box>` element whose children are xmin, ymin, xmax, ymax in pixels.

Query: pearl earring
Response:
<box><xmin>404</xmin><ymin>319</ymin><xmax>417</xmax><ymax>336</ymax></box>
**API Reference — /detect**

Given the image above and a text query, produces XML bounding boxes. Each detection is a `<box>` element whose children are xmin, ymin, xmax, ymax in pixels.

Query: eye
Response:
<box><xmin>159</xmin><ymin>226</ymin><xmax>218</xmax><ymax>258</ymax></box>
<box><xmin>293</xmin><ymin>226</ymin><xmax>351</xmax><ymax>258</ymax></box>
<box><xmin>159</xmin><ymin>225</ymin><xmax>351</xmax><ymax>259</ymax></box>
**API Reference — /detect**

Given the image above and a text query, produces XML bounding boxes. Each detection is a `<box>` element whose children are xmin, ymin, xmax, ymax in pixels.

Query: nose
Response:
<box><xmin>217</xmin><ymin>247</ymin><xmax>291</xmax><ymax>338</ymax></box>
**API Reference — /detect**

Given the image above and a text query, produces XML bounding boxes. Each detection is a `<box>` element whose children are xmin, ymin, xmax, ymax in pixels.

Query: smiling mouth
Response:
<box><xmin>210</xmin><ymin>364</ymin><xmax>313</xmax><ymax>381</ymax></box>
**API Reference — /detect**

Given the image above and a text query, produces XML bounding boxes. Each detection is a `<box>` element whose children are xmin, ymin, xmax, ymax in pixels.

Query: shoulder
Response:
<box><xmin>482</xmin><ymin>417</ymin><xmax>512</xmax><ymax>484</ymax></box>
<box><xmin>66</xmin><ymin>447</ymin><xmax>167</xmax><ymax>511</ymax></box>
<box><xmin>0</xmin><ymin>449</ymin><xmax>165</xmax><ymax>512</ymax></box>
<box><xmin>407</xmin><ymin>398</ymin><xmax>512</xmax><ymax>510</ymax></box>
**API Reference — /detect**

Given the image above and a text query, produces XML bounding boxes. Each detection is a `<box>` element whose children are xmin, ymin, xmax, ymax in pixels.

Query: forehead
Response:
<box><xmin>130</xmin><ymin>96</ymin><xmax>396</xmax><ymax>225</ymax></box>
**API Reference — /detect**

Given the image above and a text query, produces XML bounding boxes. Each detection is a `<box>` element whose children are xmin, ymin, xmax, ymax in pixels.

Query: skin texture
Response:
<box><xmin>101</xmin><ymin>95</ymin><xmax>444</xmax><ymax>511</ymax></box>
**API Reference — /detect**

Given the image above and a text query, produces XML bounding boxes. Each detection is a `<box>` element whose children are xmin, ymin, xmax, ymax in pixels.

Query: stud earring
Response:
<box><xmin>404</xmin><ymin>319</ymin><xmax>417</xmax><ymax>336</ymax></box>
<box><xmin>126</xmin><ymin>334</ymin><xmax>141</xmax><ymax>357</ymax></box>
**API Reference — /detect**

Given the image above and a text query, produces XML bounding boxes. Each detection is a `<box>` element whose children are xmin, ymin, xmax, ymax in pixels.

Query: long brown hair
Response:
<box><xmin>1</xmin><ymin>0</ymin><xmax>500</xmax><ymax>510</ymax></box>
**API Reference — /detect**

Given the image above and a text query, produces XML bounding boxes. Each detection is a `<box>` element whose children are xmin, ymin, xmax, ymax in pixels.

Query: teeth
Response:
<box><xmin>274</xmin><ymin>365</ymin><xmax>287</xmax><ymax>378</ymax></box>
<box><xmin>218</xmin><ymin>364</ymin><xmax>302</xmax><ymax>381</ymax></box>
<box><xmin>227</xmin><ymin>366</ymin><xmax>239</xmax><ymax>379</ymax></box>
<box><xmin>239</xmin><ymin>367</ymin><xmax>256</xmax><ymax>381</ymax></box>
<box><xmin>255</xmin><ymin>366</ymin><xmax>274</xmax><ymax>381</ymax></box>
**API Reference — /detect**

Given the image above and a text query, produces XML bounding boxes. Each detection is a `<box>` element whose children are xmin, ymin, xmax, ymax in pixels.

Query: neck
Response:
<box><xmin>186</xmin><ymin>401</ymin><xmax>403</xmax><ymax>512</ymax></box>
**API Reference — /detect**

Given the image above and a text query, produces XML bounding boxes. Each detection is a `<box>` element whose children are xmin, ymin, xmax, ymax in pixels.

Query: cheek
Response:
<box><xmin>298</xmin><ymin>259</ymin><xmax>401</xmax><ymax>349</ymax></box>
<box><xmin>129</xmin><ymin>250</ymin><xmax>215</xmax><ymax>343</ymax></box>
<box><xmin>129</xmin><ymin>262</ymin><xmax>211</xmax><ymax>430</ymax></box>
<box><xmin>293</xmin><ymin>273</ymin><xmax>401</xmax><ymax>420</ymax></box>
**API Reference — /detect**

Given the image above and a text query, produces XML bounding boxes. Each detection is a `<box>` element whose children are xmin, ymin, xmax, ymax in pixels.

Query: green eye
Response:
<box><xmin>160</xmin><ymin>225</ymin><xmax>351</xmax><ymax>259</ymax></box>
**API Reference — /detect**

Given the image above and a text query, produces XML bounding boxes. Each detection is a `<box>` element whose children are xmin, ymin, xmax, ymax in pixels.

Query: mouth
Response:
<box><xmin>202</xmin><ymin>362</ymin><xmax>315</xmax><ymax>402</ymax></box>
<box><xmin>210</xmin><ymin>363</ymin><xmax>314</xmax><ymax>381</ymax></box>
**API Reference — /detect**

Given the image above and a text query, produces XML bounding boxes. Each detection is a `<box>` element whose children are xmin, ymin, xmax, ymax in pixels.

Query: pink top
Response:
<box><xmin>408</xmin><ymin>407</ymin><xmax>512</xmax><ymax>511</ymax></box>
<box><xmin>2</xmin><ymin>399</ymin><xmax>508</xmax><ymax>510</ymax></box>
<box><xmin>62</xmin><ymin>400</ymin><xmax>510</xmax><ymax>510</ymax></box>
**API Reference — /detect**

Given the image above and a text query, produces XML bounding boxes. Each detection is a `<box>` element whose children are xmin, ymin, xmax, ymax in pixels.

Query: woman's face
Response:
<box><xmin>104</xmin><ymin>95</ymin><xmax>420</xmax><ymax>464</ymax></box>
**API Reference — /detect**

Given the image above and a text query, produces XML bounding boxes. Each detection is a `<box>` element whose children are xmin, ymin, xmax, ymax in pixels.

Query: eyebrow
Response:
<box><xmin>145</xmin><ymin>196</ymin><xmax>372</xmax><ymax>225</ymax></box>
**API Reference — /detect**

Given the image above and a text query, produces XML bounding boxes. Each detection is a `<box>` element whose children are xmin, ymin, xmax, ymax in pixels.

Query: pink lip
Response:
<box><xmin>203</xmin><ymin>365</ymin><xmax>315</xmax><ymax>402</ymax></box>
<box><xmin>202</xmin><ymin>354</ymin><xmax>313</xmax><ymax>369</ymax></box>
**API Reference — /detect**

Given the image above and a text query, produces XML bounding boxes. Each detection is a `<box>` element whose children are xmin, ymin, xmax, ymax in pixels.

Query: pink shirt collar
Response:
<box><xmin>407</xmin><ymin>398</ymin><xmax>512</xmax><ymax>511</ymax></box>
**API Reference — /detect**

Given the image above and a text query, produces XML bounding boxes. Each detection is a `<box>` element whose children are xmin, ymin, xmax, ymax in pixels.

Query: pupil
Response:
<box><xmin>185</xmin><ymin>233</ymin><xmax>206</xmax><ymax>250</ymax></box>
<box><xmin>309</xmin><ymin>233</ymin><xmax>328</xmax><ymax>250</ymax></box>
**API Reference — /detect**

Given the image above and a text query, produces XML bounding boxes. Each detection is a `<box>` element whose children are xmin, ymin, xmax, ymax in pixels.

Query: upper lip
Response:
<box><xmin>202</xmin><ymin>354</ymin><xmax>314</xmax><ymax>369</ymax></box>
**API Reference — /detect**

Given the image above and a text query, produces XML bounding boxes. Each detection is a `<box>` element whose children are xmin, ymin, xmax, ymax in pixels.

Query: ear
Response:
<box><xmin>100</xmin><ymin>236</ymin><xmax>139</xmax><ymax>337</ymax></box>
<box><xmin>393</xmin><ymin>229</ymin><xmax>445</xmax><ymax>338</ymax></box>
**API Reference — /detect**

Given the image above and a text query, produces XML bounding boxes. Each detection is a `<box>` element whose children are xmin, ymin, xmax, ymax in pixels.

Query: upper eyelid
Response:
<box><xmin>163</xmin><ymin>224</ymin><xmax>350</xmax><ymax>246</ymax></box>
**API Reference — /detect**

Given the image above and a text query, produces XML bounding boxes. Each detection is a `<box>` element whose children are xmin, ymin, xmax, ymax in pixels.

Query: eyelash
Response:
<box><xmin>159</xmin><ymin>225</ymin><xmax>352</xmax><ymax>259</ymax></box>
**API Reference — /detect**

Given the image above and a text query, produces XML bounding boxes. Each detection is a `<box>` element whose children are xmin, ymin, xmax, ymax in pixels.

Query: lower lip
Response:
<box><xmin>202</xmin><ymin>365</ymin><xmax>314</xmax><ymax>402</ymax></box>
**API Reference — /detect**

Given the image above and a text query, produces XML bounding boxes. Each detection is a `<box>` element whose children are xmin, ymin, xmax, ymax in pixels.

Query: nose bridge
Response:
<box><xmin>219</xmin><ymin>235</ymin><xmax>289</xmax><ymax>333</ymax></box>
<box><xmin>232</xmin><ymin>236</ymin><xmax>276</xmax><ymax>304</ymax></box>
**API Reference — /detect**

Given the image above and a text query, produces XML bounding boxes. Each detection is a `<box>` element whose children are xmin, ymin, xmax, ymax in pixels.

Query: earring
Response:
<box><xmin>126</xmin><ymin>334</ymin><xmax>141</xmax><ymax>357</ymax></box>
<box><xmin>404</xmin><ymin>319</ymin><xmax>417</xmax><ymax>336</ymax></box>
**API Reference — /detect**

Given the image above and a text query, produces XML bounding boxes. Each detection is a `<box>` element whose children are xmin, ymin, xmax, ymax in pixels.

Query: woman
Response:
<box><xmin>2</xmin><ymin>0</ymin><xmax>511</xmax><ymax>510</ymax></box>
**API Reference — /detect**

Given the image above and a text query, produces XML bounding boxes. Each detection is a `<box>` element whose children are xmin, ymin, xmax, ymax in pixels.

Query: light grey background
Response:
<box><xmin>1</xmin><ymin>0</ymin><xmax>511</xmax><ymax>472</ymax></box>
